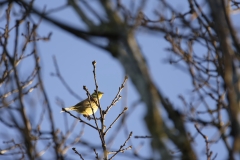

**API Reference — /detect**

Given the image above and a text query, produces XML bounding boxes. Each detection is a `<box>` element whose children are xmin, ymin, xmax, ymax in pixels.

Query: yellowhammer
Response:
<box><xmin>61</xmin><ymin>91</ymin><xmax>104</xmax><ymax>118</ymax></box>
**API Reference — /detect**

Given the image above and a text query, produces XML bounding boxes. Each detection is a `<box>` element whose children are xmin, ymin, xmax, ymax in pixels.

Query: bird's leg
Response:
<box><xmin>83</xmin><ymin>114</ymin><xmax>91</xmax><ymax>120</ymax></box>
<box><xmin>87</xmin><ymin>116</ymin><xmax>91</xmax><ymax>120</ymax></box>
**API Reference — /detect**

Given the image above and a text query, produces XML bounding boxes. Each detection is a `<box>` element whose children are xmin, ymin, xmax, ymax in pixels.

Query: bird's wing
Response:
<box><xmin>74</xmin><ymin>100</ymin><xmax>84</xmax><ymax>106</ymax></box>
<box><xmin>74</xmin><ymin>99</ymin><xmax>91</xmax><ymax>107</ymax></box>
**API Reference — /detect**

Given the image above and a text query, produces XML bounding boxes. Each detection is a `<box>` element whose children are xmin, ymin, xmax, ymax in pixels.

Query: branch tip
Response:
<box><xmin>92</xmin><ymin>60</ymin><xmax>96</xmax><ymax>66</ymax></box>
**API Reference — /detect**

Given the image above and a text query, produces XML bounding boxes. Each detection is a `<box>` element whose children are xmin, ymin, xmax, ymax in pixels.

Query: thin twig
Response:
<box><xmin>109</xmin><ymin>131</ymin><xmax>133</xmax><ymax>160</ymax></box>
<box><xmin>72</xmin><ymin>148</ymin><xmax>84</xmax><ymax>160</ymax></box>
<box><xmin>108</xmin><ymin>146</ymin><xmax>132</xmax><ymax>154</ymax></box>
<box><xmin>105</xmin><ymin>76</ymin><xmax>128</xmax><ymax>113</ymax></box>
<box><xmin>134</xmin><ymin>135</ymin><xmax>152</xmax><ymax>138</ymax></box>
<box><xmin>61</xmin><ymin>108</ymin><xmax>97</xmax><ymax>130</ymax></box>
<box><xmin>93</xmin><ymin>149</ymin><xmax>99</xmax><ymax>159</ymax></box>
<box><xmin>195</xmin><ymin>124</ymin><xmax>212</xmax><ymax>160</ymax></box>
<box><xmin>52</xmin><ymin>56</ymin><xmax>82</xmax><ymax>101</ymax></box>
<box><xmin>91</xmin><ymin>60</ymin><xmax>108</xmax><ymax>160</ymax></box>
<box><xmin>104</xmin><ymin>107</ymin><xmax>128</xmax><ymax>135</ymax></box>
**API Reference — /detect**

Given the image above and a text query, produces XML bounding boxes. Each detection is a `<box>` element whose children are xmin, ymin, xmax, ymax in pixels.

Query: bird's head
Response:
<box><xmin>92</xmin><ymin>91</ymin><xmax>104</xmax><ymax>99</ymax></box>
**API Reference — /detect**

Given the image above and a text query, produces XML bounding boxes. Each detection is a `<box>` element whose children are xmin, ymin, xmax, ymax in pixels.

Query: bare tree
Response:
<box><xmin>0</xmin><ymin>0</ymin><xmax>240</xmax><ymax>159</ymax></box>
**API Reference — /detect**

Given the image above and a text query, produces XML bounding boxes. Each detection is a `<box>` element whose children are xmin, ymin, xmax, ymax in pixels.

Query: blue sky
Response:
<box><xmin>1</xmin><ymin>0</ymin><xmax>234</xmax><ymax>159</ymax></box>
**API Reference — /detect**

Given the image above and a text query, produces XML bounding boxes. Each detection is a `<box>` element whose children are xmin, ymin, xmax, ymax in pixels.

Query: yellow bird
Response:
<box><xmin>61</xmin><ymin>91</ymin><xmax>104</xmax><ymax>118</ymax></box>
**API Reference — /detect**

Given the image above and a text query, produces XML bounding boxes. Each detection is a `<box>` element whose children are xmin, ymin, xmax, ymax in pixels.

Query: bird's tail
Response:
<box><xmin>60</xmin><ymin>107</ymin><xmax>73</xmax><ymax>113</ymax></box>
